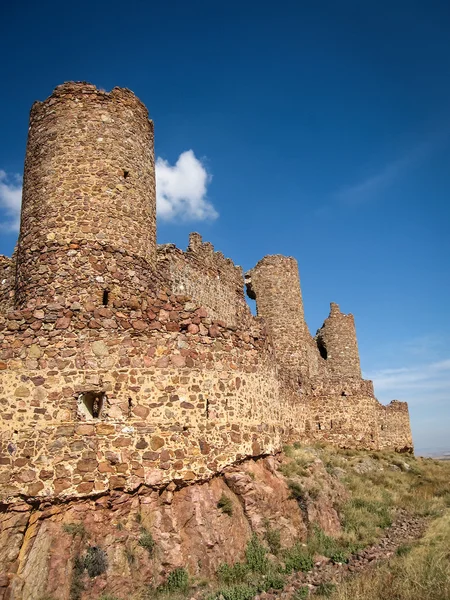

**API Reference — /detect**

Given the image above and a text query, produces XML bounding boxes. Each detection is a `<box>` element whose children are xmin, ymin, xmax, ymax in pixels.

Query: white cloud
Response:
<box><xmin>0</xmin><ymin>150</ymin><xmax>217</xmax><ymax>230</ymax></box>
<box><xmin>0</xmin><ymin>171</ymin><xmax>22</xmax><ymax>231</ymax></box>
<box><xmin>155</xmin><ymin>150</ymin><xmax>218</xmax><ymax>221</ymax></box>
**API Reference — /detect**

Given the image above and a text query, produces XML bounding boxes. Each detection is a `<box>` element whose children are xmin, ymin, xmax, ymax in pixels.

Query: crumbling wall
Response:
<box><xmin>378</xmin><ymin>400</ymin><xmax>413</xmax><ymax>453</ymax></box>
<box><xmin>158</xmin><ymin>233</ymin><xmax>251</xmax><ymax>326</ymax></box>
<box><xmin>15</xmin><ymin>82</ymin><xmax>156</xmax><ymax>307</ymax></box>
<box><xmin>315</xmin><ymin>303</ymin><xmax>361</xmax><ymax>379</ymax></box>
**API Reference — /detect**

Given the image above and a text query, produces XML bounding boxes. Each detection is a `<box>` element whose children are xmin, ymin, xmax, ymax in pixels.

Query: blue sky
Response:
<box><xmin>0</xmin><ymin>0</ymin><xmax>449</xmax><ymax>453</ymax></box>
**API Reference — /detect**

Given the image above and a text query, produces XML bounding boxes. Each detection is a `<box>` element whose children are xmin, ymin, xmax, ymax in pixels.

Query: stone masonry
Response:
<box><xmin>0</xmin><ymin>82</ymin><xmax>413</xmax><ymax>506</ymax></box>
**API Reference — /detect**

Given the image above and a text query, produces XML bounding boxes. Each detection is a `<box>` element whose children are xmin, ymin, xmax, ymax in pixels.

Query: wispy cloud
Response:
<box><xmin>156</xmin><ymin>150</ymin><xmax>217</xmax><ymax>221</ymax></box>
<box><xmin>363</xmin><ymin>335</ymin><xmax>450</xmax><ymax>452</ymax></box>
<box><xmin>0</xmin><ymin>150</ymin><xmax>218</xmax><ymax>230</ymax></box>
<box><xmin>0</xmin><ymin>171</ymin><xmax>22</xmax><ymax>230</ymax></box>
<box><xmin>364</xmin><ymin>358</ymin><xmax>450</xmax><ymax>403</ymax></box>
<box><xmin>335</xmin><ymin>134</ymin><xmax>447</xmax><ymax>205</ymax></box>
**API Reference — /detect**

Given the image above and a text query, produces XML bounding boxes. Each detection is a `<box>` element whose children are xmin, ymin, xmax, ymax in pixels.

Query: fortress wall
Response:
<box><xmin>0</xmin><ymin>295</ymin><xmax>284</xmax><ymax>501</ymax></box>
<box><xmin>158</xmin><ymin>233</ymin><xmax>251</xmax><ymax>326</ymax></box>
<box><xmin>304</xmin><ymin>393</ymin><xmax>380</xmax><ymax>450</ymax></box>
<box><xmin>0</xmin><ymin>369</ymin><xmax>282</xmax><ymax>501</ymax></box>
<box><xmin>15</xmin><ymin>83</ymin><xmax>156</xmax><ymax>306</ymax></box>
<box><xmin>0</xmin><ymin>255</ymin><xmax>14</xmax><ymax>312</ymax></box>
<box><xmin>378</xmin><ymin>400</ymin><xmax>413</xmax><ymax>452</ymax></box>
<box><xmin>0</xmin><ymin>292</ymin><xmax>414</xmax><ymax>501</ymax></box>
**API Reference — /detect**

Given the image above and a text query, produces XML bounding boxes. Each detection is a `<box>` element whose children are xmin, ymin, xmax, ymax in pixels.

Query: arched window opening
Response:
<box><xmin>102</xmin><ymin>290</ymin><xmax>110</xmax><ymax>306</ymax></box>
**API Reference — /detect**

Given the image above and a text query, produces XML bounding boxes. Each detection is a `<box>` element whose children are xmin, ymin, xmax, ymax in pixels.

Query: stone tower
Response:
<box><xmin>246</xmin><ymin>255</ymin><xmax>310</xmax><ymax>377</ymax></box>
<box><xmin>15</xmin><ymin>82</ymin><xmax>156</xmax><ymax>307</ymax></box>
<box><xmin>315</xmin><ymin>302</ymin><xmax>362</xmax><ymax>378</ymax></box>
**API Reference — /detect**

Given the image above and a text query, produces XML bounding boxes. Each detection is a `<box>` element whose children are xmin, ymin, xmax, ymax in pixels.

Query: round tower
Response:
<box><xmin>315</xmin><ymin>302</ymin><xmax>362</xmax><ymax>378</ymax></box>
<box><xmin>15</xmin><ymin>82</ymin><xmax>156</xmax><ymax>307</ymax></box>
<box><xmin>246</xmin><ymin>255</ymin><xmax>308</xmax><ymax>375</ymax></box>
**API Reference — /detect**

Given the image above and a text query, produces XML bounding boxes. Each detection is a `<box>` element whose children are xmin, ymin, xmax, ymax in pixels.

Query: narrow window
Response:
<box><xmin>79</xmin><ymin>392</ymin><xmax>105</xmax><ymax>419</ymax></box>
<box><xmin>330</xmin><ymin>420</ymin><xmax>333</xmax><ymax>429</ymax></box>
<box><xmin>102</xmin><ymin>290</ymin><xmax>109</xmax><ymax>306</ymax></box>
<box><xmin>123</xmin><ymin>170</ymin><xmax>129</xmax><ymax>179</ymax></box>
<box><xmin>317</xmin><ymin>422</ymin><xmax>321</xmax><ymax>431</ymax></box>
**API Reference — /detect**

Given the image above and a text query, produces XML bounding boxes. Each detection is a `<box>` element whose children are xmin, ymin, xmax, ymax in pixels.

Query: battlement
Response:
<box><xmin>158</xmin><ymin>233</ymin><xmax>250</xmax><ymax>325</ymax></box>
<box><xmin>0</xmin><ymin>82</ymin><xmax>413</xmax><ymax>506</ymax></box>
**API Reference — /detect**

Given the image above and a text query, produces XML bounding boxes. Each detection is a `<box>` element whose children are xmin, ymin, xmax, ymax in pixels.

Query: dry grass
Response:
<box><xmin>283</xmin><ymin>445</ymin><xmax>450</xmax><ymax>551</ymax></box>
<box><xmin>315</xmin><ymin>511</ymin><xmax>450</xmax><ymax>600</ymax></box>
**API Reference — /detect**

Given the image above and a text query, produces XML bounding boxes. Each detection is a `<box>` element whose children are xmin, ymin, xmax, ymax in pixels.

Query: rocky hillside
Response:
<box><xmin>1</xmin><ymin>445</ymin><xmax>449</xmax><ymax>600</ymax></box>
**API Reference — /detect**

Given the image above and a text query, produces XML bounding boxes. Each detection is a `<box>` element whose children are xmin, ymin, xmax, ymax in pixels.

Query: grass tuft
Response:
<box><xmin>217</xmin><ymin>493</ymin><xmax>233</xmax><ymax>516</ymax></box>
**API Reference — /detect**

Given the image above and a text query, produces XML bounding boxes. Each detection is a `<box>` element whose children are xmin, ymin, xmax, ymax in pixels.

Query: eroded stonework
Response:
<box><xmin>0</xmin><ymin>82</ymin><xmax>413</xmax><ymax>510</ymax></box>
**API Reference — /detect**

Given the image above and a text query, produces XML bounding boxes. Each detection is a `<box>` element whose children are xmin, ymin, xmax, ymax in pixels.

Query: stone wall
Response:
<box><xmin>0</xmin><ymin>292</ymin><xmax>284</xmax><ymax>502</ymax></box>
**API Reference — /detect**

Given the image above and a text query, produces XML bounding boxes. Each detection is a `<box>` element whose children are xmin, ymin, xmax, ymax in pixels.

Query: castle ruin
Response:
<box><xmin>0</xmin><ymin>82</ymin><xmax>413</xmax><ymax>504</ymax></box>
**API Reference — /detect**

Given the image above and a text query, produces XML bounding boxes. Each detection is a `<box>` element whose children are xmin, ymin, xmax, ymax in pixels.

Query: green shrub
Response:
<box><xmin>330</xmin><ymin>550</ymin><xmax>349</xmax><ymax>564</ymax></box>
<box><xmin>217</xmin><ymin>493</ymin><xmax>233</xmax><ymax>516</ymax></box>
<box><xmin>396</xmin><ymin>543</ymin><xmax>412</xmax><ymax>557</ymax></box>
<box><xmin>283</xmin><ymin>544</ymin><xmax>314</xmax><ymax>574</ymax></box>
<box><xmin>207</xmin><ymin>584</ymin><xmax>257</xmax><ymax>600</ymax></box>
<box><xmin>217</xmin><ymin>562</ymin><xmax>249</xmax><ymax>585</ymax></box>
<box><xmin>84</xmin><ymin>546</ymin><xmax>108</xmax><ymax>578</ymax></box>
<box><xmin>293</xmin><ymin>587</ymin><xmax>309</xmax><ymax>600</ymax></box>
<box><xmin>163</xmin><ymin>567</ymin><xmax>189</xmax><ymax>592</ymax></box>
<box><xmin>138</xmin><ymin>529</ymin><xmax>155</xmax><ymax>555</ymax></box>
<box><xmin>264</xmin><ymin>523</ymin><xmax>281</xmax><ymax>555</ymax></box>
<box><xmin>307</xmin><ymin>525</ymin><xmax>340</xmax><ymax>558</ymax></box>
<box><xmin>260</xmin><ymin>571</ymin><xmax>285</xmax><ymax>591</ymax></box>
<box><xmin>245</xmin><ymin>535</ymin><xmax>269</xmax><ymax>573</ymax></box>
